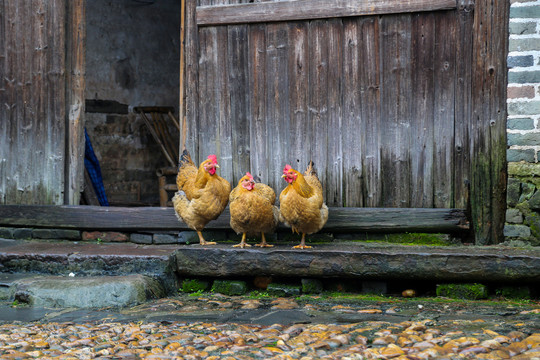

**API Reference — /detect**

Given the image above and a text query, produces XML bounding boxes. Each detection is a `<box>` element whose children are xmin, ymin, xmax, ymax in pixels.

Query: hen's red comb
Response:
<box><xmin>283</xmin><ymin>164</ymin><xmax>292</xmax><ymax>174</ymax></box>
<box><xmin>207</xmin><ymin>154</ymin><xmax>218</xmax><ymax>164</ymax></box>
<box><xmin>245</xmin><ymin>172</ymin><xmax>253</xmax><ymax>180</ymax></box>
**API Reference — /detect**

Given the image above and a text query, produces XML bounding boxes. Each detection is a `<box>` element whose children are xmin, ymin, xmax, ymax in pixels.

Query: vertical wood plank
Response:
<box><xmin>228</xmin><ymin>21</ymin><xmax>250</xmax><ymax>183</ymax></box>
<box><xmin>454</xmin><ymin>0</ymin><xmax>474</xmax><ymax>210</ymax></box>
<box><xmin>216</xmin><ymin>21</ymin><xmax>233</xmax><ymax>183</ymax></box>
<box><xmin>0</xmin><ymin>0</ymin><xmax>8</xmax><ymax>204</ymax></box>
<box><xmin>326</xmin><ymin>18</ymin><xmax>343</xmax><ymax>206</ymax></box>
<box><xmin>358</xmin><ymin>17</ymin><xmax>381</xmax><ymax>207</ymax></box>
<box><xmin>308</xmin><ymin>20</ymin><xmax>329</xmax><ymax>201</ymax></box>
<box><xmin>288</xmin><ymin>21</ymin><xmax>310</xmax><ymax>177</ymax></box>
<box><xmin>409</xmin><ymin>13</ymin><xmax>434</xmax><ymax>208</ymax></box>
<box><xmin>65</xmin><ymin>0</ymin><xmax>85</xmax><ymax>205</ymax></box>
<box><xmin>197</xmin><ymin>25</ymin><xmax>218</xmax><ymax>164</ymax></box>
<box><xmin>433</xmin><ymin>10</ymin><xmax>456</xmax><ymax>208</ymax></box>
<box><xmin>266</xmin><ymin>22</ymin><xmax>290</xmax><ymax>192</ymax></box>
<box><xmin>185</xmin><ymin>0</ymin><xmax>200</xmax><ymax>159</ymax></box>
<box><xmin>342</xmin><ymin>18</ymin><xmax>362</xmax><ymax>207</ymax></box>
<box><xmin>470</xmin><ymin>0</ymin><xmax>508</xmax><ymax>244</ymax></box>
<box><xmin>1</xmin><ymin>1</ymin><xmax>66</xmax><ymax>205</ymax></box>
<box><xmin>380</xmin><ymin>14</ymin><xmax>412</xmax><ymax>207</ymax></box>
<box><xmin>248</xmin><ymin>23</ymin><xmax>268</xmax><ymax>182</ymax></box>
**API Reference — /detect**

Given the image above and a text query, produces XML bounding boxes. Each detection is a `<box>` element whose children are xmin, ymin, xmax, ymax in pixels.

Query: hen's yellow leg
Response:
<box><xmin>255</xmin><ymin>233</ymin><xmax>274</xmax><ymax>248</ymax></box>
<box><xmin>198</xmin><ymin>231</ymin><xmax>216</xmax><ymax>245</ymax></box>
<box><xmin>233</xmin><ymin>233</ymin><xmax>251</xmax><ymax>248</ymax></box>
<box><xmin>293</xmin><ymin>233</ymin><xmax>312</xmax><ymax>249</ymax></box>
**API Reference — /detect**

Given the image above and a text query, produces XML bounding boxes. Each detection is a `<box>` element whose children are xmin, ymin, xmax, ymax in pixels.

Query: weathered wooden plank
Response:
<box><xmin>228</xmin><ymin>21</ymin><xmax>251</xmax><ymax>182</ymax></box>
<box><xmin>65</xmin><ymin>0</ymin><xmax>85</xmax><ymax>205</ymax></box>
<box><xmin>197</xmin><ymin>0</ymin><xmax>457</xmax><ymax>26</ymax></box>
<box><xmin>185</xmin><ymin>0</ymin><xmax>200</xmax><ymax>157</ymax></box>
<box><xmin>453</xmin><ymin>0</ymin><xmax>474</xmax><ymax>210</ymax></box>
<box><xmin>358</xmin><ymin>17</ymin><xmax>381</xmax><ymax>207</ymax></box>
<box><xmin>469</xmin><ymin>0</ymin><xmax>508</xmax><ymax>244</ymax></box>
<box><xmin>266</xmin><ymin>22</ymin><xmax>290</xmax><ymax>191</ymax></box>
<box><xmin>433</xmin><ymin>11</ymin><xmax>456</xmax><ymax>208</ymax></box>
<box><xmin>410</xmin><ymin>13</ymin><xmax>435</xmax><ymax>208</ymax></box>
<box><xmin>308</xmin><ymin>20</ymin><xmax>329</xmax><ymax>202</ymax></box>
<box><xmin>247</xmin><ymin>23</ymin><xmax>268</xmax><ymax>182</ymax></box>
<box><xmin>341</xmin><ymin>18</ymin><xmax>363</xmax><ymax>207</ymax></box>
<box><xmin>326</xmin><ymin>18</ymin><xmax>343</xmax><ymax>207</ymax></box>
<box><xmin>0</xmin><ymin>0</ymin><xmax>7</xmax><ymax>204</ymax></box>
<box><xmin>287</xmin><ymin>21</ymin><xmax>310</xmax><ymax>179</ymax></box>
<box><xmin>1</xmin><ymin>1</ymin><xmax>66</xmax><ymax>205</ymax></box>
<box><xmin>0</xmin><ymin>205</ymin><xmax>469</xmax><ymax>233</ymax></box>
<box><xmin>380</xmin><ymin>14</ymin><xmax>412</xmax><ymax>207</ymax></box>
<box><xmin>197</xmin><ymin>11</ymin><xmax>220</xmax><ymax>165</ymax></box>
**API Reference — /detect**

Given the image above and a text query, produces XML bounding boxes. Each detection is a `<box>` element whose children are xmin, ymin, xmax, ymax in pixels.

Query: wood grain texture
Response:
<box><xmin>184</xmin><ymin>0</ymin><xmax>507</xmax><ymax>244</ymax></box>
<box><xmin>197</xmin><ymin>0</ymin><xmax>457</xmax><ymax>25</ymax></box>
<box><xmin>0</xmin><ymin>1</ymin><xmax>66</xmax><ymax>205</ymax></box>
<box><xmin>0</xmin><ymin>205</ymin><xmax>469</xmax><ymax>233</ymax></box>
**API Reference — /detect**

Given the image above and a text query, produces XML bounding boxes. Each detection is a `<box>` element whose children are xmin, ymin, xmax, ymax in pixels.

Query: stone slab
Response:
<box><xmin>174</xmin><ymin>243</ymin><xmax>540</xmax><ymax>282</ymax></box>
<box><xmin>11</xmin><ymin>274</ymin><xmax>165</xmax><ymax>308</ymax></box>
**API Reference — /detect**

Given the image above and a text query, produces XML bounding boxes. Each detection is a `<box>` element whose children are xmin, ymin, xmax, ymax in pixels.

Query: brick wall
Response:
<box><xmin>505</xmin><ymin>0</ymin><xmax>540</xmax><ymax>244</ymax></box>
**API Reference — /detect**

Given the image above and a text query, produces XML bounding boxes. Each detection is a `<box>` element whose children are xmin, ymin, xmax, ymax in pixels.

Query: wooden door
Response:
<box><xmin>183</xmin><ymin>0</ymin><xmax>508</xmax><ymax>244</ymax></box>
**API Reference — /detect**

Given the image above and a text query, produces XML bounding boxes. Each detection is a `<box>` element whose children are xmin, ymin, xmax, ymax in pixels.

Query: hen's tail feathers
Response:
<box><xmin>305</xmin><ymin>160</ymin><xmax>317</xmax><ymax>177</ymax></box>
<box><xmin>179</xmin><ymin>148</ymin><xmax>194</xmax><ymax>169</ymax></box>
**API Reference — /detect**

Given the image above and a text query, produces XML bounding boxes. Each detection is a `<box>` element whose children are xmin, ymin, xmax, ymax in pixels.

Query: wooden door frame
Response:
<box><xmin>65</xmin><ymin>0</ymin><xmax>86</xmax><ymax>205</ymax></box>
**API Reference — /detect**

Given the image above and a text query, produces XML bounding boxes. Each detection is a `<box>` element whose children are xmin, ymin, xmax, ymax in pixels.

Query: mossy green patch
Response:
<box><xmin>436</xmin><ymin>283</ymin><xmax>488</xmax><ymax>300</ymax></box>
<box><xmin>358</xmin><ymin>233</ymin><xmax>453</xmax><ymax>246</ymax></box>
<box><xmin>495</xmin><ymin>286</ymin><xmax>531</xmax><ymax>300</ymax></box>
<box><xmin>301</xmin><ymin>278</ymin><xmax>324</xmax><ymax>294</ymax></box>
<box><xmin>180</xmin><ymin>279</ymin><xmax>209</xmax><ymax>293</ymax></box>
<box><xmin>211</xmin><ymin>280</ymin><xmax>248</xmax><ymax>296</ymax></box>
<box><xmin>267</xmin><ymin>283</ymin><xmax>302</xmax><ymax>297</ymax></box>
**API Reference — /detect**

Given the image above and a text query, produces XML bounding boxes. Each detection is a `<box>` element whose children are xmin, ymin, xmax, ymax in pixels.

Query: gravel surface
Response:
<box><xmin>1</xmin><ymin>294</ymin><xmax>539</xmax><ymax>359</ymax></box>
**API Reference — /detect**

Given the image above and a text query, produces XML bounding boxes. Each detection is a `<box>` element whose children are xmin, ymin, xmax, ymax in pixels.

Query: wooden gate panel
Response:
<box><xmin>0</xmin><ymin>1</ymin><xmax>67</xmax><ymax>205</ymax></box>
<box><xmin>185</xmin><ymin>0</ymin><xmax>509</xmax><ymax>243</ymax></box>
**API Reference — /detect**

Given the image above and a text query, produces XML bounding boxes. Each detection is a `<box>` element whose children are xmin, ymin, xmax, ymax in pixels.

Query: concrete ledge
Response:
<box><xmin>12</xmin><ymin>274</ymin><xmax>164</xmax><ymax>308</ymax></box>
<box><xmin>174</xmin><ymin>243</ymin><xmax>540</xmax><ymax>282</ymax></box>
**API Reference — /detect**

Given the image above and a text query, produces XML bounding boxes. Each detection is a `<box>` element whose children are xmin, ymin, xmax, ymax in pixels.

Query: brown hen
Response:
<box><xmin>279</xmin><ymin>162</ymin><xmax>329</xmax><ymax>249</ymax></box>
<box><xmin>229</xmin><ymin>172</ymin><xmax>279</xmax><ymax>248</ymax></box>
<box><xmin>172</xmin><ymin>150</ymin><xmax>230</xmax><ymax>245</ymax></box>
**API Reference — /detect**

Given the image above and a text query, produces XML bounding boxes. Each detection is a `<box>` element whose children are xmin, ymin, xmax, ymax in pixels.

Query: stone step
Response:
<box><xmin>3</xmin><ymin>273</ymin><xmax>165</xmax><ymax>308</ymax></box>
<box><xmin>174</xmin><ymin>242</ymin><xmax>540</xmax><ymax>283</ymax></box>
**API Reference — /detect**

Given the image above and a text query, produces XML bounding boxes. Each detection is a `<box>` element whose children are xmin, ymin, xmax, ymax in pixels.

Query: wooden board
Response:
<box><xmin>197</xmin><ymin>0</ymin><xmax>457</xmax><ymax>25</ymax></box>
<box><xmin>0</xmin><ymin>205</ymin><xmax>469</xmax><ymax>233</ymax></box>
<box><xmin>0</xmin><ymin>1</ymin><xmax>67</xmax><ymax>205</ymax></box>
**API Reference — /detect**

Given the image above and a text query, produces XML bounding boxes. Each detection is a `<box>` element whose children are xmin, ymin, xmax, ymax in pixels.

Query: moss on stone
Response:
<box><xmin>508</xmin><ymin>162</ymin><xmax>540</xmax><ymax>177</ymax></box>
<box><xmin>267</xmin><ymin>283</ymin><xmax>301</xmax><ymax>297</ymax></box>
<box><xmin>211</xmin><ymin>280</ymin><xmax>247</xmax><ymax>296</ymax></box>
<box><xmin>301</xmin><ymin>278</ymin><xmax>323</xmax><ymax>294</ymax></box>
<box><xmin>496</xmin><ymin>286</ymin><xmax>531</xmax><ymax>300</ymax></box>
<box><xmin>368</xmin><ymin>233</ymin><xmax>452</xmax><ymax>246</ymax></box>
<box><xmin>436</xmin><ymin>283</ymin><xmax>488</xmax><ymax>300</ymax></box>
<box><xmin>180</xmin><ymin>279</ymin><xmax>209</xmax><ymax>293</ymax></box>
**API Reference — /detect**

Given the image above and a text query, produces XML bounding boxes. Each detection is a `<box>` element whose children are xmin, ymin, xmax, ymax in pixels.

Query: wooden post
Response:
<box><xmin>470</xmin><ymin>0</ymin><xmax>509</xmax><ymax>244</ymax></box>
<box><xmin>65</xmin><ymin>0</ymin><xmax>86</xmax><ymax>205</ymax></box>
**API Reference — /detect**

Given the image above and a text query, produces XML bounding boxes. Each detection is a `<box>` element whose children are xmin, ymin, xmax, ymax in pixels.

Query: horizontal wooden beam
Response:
<box><xmin>0</xmin><ymin>205</ymin><xmax>468</xmax><ymax>233</ymax></box>
<box><xmin>196</xmin><ymin>0</ymin><xmax>457</xmax><ymax>26</ymax></box>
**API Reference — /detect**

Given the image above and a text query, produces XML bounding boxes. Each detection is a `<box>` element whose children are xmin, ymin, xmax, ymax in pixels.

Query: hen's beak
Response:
<box><xmin>281</xmin><ymin>174</ymin><xmax>286</xmax><ymax>178</ymax></box>
<box><xmin>215</xmin><ymin>164</ymin><xmax>220</xmax><ymax>168</ymax></box>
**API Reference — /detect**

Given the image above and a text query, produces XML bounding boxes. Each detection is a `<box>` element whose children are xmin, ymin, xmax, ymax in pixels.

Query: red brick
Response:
<box><xmin>507</xmin><ymin>86</ymin><xmax>535</xmax><ymax>99</ymax></box>
<box><xmin>82</xmin><ymin>231</ymin><xmax>129</xmax><ymax>242</ymax></box>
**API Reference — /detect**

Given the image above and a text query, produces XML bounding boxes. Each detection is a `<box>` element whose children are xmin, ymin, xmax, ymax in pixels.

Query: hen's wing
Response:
<box><xmin>254</xmin><ymin>183</ymin><xmax>276</xmax><ymax>205</ymax></box>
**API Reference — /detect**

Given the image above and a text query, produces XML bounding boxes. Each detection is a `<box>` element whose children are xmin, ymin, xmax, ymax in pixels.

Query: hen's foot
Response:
<box><xmin>255</xmin><ymin>243</ymin><xmax>274</xmax><ymax>248</ymax></box>
<box><xmin>233</xmin><ymin>243</ymin><xmax>251</xmax><ymax>248</ymax></box>
<box><xmin>200</xmin><ymin>240</ymin><xmax>217</xmax><ymax>245</ymax></box>
<box><xmin>292</xmin><ymin>244</ymin><xmax>312</xmax><ymax>249</ymax></box>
